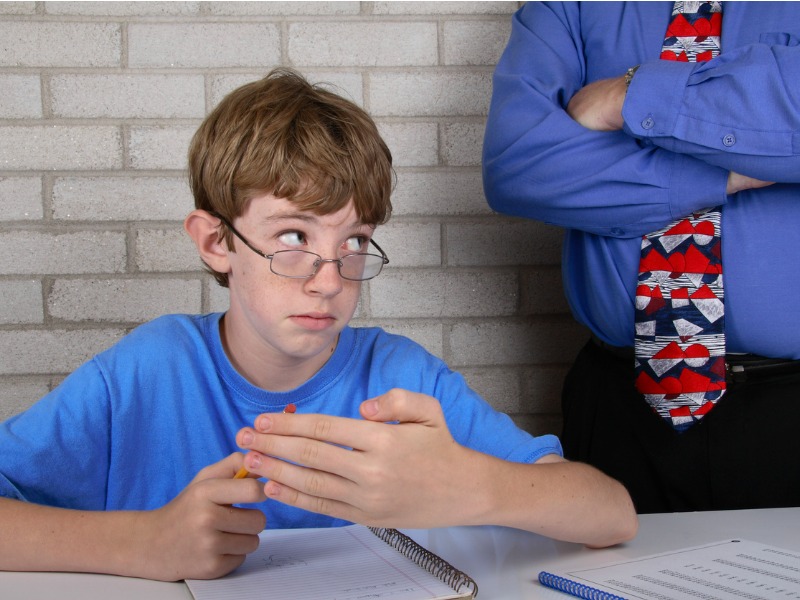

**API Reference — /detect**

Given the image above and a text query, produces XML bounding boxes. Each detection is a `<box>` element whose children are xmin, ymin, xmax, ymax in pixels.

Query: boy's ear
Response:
<box><xmin>184</xmin><ymin>209</ymin><xmax>232</xmax><ymax>274</ymax></box>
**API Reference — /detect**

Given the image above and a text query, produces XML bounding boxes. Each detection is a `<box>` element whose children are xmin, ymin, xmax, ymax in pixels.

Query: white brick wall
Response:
<box><xmin>0</xmin><ymin>0</ymin><xmax>587</xmax><ymax>437</ymax></box>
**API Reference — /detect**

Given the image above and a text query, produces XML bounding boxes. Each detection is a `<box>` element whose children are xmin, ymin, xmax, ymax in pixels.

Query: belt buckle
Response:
<box><xmin>725</xmin><ymin>362</ymin><xmax>747</xmax><ymax>383</ymax></box>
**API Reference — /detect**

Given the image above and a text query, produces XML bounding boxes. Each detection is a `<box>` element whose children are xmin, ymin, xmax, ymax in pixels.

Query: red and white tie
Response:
<box><xmin>634</xmin><ymin>1</ymin><xmax>725</xmax><ymax>431</ymax></box>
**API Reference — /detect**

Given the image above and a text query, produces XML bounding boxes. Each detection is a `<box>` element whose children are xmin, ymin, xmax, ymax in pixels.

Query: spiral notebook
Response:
<box><xmin>186</xmin><ymin>524</ymin><xmax>477</xmax><ymax>600</ymax></box>
<box><xmin>537</xmin><ymin>538</ymin><xmax>800</xmax><ymax>600</ymax></box>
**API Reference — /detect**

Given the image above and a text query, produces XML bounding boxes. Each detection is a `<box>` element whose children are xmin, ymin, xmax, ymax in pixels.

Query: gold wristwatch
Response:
<box><xmin>624</xmin><ymin>65</ymin><xmax>640</xmax><ymax>92</ymax></box>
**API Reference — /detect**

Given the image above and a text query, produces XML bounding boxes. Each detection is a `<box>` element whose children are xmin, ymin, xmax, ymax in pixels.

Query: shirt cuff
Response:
<box><xmin>622</xmin><ymin>60</ymin><xmax>694</xmax><ymax>139</ymax></box>
<box><xmin>666</xmin><ymin>152</ymin><xmax>730</xmax><ymax>220</ymax></box>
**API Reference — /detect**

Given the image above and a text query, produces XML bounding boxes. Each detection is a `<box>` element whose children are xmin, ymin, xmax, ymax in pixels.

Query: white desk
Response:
<box><xmin>408</xmin><ymin>507</ymin><xmax>800</xmax><ymax>598</ymax></box>
<box><xmin>2</xmin><ymin>507</ymin><xmax>798</xmax><ymax>599</ymax></box>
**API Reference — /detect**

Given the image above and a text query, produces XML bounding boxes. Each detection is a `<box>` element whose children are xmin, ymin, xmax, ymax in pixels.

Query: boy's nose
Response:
<box><xmin>305</xmin><ymin>259</ymin><xmax>344</xmax><ymax>295</ymax></box>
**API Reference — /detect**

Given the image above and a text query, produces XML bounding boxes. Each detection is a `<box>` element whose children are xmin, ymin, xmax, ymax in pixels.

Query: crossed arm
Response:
<box><xmin>236</xmin><ymin>389</ymin><xmax>638</xmax><ymax>549</ymax></box>
<box><xmin>565</xmin><ymin>75</ymin><xmax>773</xmax><ymax>196</ymax></box>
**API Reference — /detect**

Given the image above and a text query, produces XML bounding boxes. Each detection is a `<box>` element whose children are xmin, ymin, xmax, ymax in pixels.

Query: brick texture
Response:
<box><xmin>0</xmin><ymin>1</ymin><xmax>586</xmax><ymax>436</ymax></box>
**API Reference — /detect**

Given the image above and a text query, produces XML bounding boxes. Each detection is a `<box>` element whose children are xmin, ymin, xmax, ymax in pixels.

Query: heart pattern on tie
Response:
<box><xmin>634</xmin><ymin>1</ymin><xmax>725</xmax><ymax>431</ymax></box>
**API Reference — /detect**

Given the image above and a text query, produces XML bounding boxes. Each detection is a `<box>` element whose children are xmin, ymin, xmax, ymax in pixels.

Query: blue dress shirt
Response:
<box><xmin>483</xmin><ymin>1</ymin><xmax>800</xmax><ymax>358</ymax></box>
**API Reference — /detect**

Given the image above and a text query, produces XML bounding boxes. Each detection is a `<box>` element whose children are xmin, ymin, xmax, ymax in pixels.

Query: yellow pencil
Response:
<box><xmin>234</xmin><ymin>403</ymin><xmax>296</xmax><ymax>479</ymax></box>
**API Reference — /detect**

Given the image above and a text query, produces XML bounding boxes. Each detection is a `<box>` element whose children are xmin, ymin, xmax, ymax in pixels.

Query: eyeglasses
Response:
<box><xmin>212</xmin><ymin>213</ymin><xmax>389</xmax><ymax>281</ymax></box>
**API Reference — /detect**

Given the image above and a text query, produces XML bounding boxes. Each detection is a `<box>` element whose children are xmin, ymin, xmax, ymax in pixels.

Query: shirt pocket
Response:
<box><xmin>758</xmin><ymin>32</ymin><xmax>800</xmax><ymax>46</ymax></box>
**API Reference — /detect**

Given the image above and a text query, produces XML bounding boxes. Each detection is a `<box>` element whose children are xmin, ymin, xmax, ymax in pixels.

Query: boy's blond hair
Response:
<box><xmin>188</xmin><ymin>68</ymin><xmax>394</xmax><ymax>287</ymax></box>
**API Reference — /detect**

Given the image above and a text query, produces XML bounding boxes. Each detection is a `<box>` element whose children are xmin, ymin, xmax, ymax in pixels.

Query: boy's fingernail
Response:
<box><xmin>257</xmin><ymin>416</ymin><xmax>272</xmax><ymax>431</ymax></box>
<box><xmin>241</xmin><ymin>431</ymin><xmax>253</xmax><ymax>445</ymax></box>
<box><xmin>362</xmin><ymin>399</ymin><xmax>379</xmax><ymax>416</ymax></box>
<box><xmin>247</xmin><ymin>453</ymin><xmax>262</xmax><ymax>469</ymax></box>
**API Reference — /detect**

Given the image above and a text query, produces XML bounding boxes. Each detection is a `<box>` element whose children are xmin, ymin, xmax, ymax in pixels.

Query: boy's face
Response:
<box><xmin>222</xmin><ymin>193</ymin><xmax>374</xmax><ymax>388</ymax></box>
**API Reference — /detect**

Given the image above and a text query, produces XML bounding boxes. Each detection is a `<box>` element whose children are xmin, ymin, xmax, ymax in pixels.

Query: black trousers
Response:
<box><xmin>561</xmin><ymin>338</ymin><xmax>800</xmax><ymax>514</ymax></box>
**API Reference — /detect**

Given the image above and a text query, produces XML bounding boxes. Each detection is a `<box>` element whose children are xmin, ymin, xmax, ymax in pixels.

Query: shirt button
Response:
<box><xmin>641</xmin><ymin>117</ymin><xmax>655</xmax><ymax>130</ymax></box>
<box><xmin>722</xmin><ymin>133</ymin><xmax>736</xmax><ymax>147</ymax></box>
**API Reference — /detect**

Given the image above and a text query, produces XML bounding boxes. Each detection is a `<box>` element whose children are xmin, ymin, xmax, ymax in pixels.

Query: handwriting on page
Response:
<box><xmin>261</xmin><ymin>554</ymin><xmax>308</xmax><ymax>569</ymax></box>
<box><xmin>259</xmin><ymin>554</ymin><xmax>421</xmax><ymax>600</ymax></box>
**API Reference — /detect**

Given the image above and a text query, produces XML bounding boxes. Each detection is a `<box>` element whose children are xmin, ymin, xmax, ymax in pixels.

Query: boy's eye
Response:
<box><xmin>278</xmin><ymin>231</ymin><xmax>306</xmax><ymax>247</ymax></box>
<box><xmin>344</xmin><ymin>236</ymin><xmax>368</xmax><ymax>253</ymax></box>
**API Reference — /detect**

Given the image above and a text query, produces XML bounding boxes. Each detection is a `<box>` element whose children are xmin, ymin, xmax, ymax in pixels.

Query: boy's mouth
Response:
<box><xmin>290</xmin><ymin>312</ymin><xmax>337</xmax><ymax>331</ymax></box>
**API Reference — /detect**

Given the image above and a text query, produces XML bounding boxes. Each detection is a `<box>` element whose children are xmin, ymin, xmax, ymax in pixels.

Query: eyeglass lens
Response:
<box><xmin>271</xmin><ymin>250</ymin><xmax>385</xmax><ymax>281</ymax></box>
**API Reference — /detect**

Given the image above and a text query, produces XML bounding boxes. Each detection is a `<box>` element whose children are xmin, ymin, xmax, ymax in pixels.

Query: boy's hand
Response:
<box><xmin>132</xmin><ymin>453</ymin><xmax>266</xmax><ymax>581</ymax></box>
<box><xmin>235</xmin><ymin>390</ymin><xmax>492</xmax><ymax>529</ymax></box>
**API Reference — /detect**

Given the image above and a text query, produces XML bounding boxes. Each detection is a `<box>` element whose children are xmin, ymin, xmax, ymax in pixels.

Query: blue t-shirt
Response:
<box><xmin>0</xmin><ymin>313</ymin><xmax>561</xmax><ymax>529</ymax></box>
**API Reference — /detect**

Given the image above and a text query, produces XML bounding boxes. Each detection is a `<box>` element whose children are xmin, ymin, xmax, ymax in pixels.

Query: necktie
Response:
<box><xmin>634</xmin><ymin>1</ymin><xmax>724</xmax><ymax>432</ymax></box>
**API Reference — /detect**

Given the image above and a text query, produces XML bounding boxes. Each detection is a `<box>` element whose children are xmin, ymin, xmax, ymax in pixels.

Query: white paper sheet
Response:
<box><xmin>543</xmin><ymin>539</ymin><xmax>800</xmax><ymax>600</ymax></box>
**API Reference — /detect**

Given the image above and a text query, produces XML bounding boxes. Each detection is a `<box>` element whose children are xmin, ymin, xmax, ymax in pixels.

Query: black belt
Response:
<box><xmin>725</xmin><ymin>354</ymin><xmax>800</xmax><ymax>383</ymax></box>
<box><xmin>590</xmin><ymin>335</ymin><xmax>800</xmax><ymax>383</ymax></box>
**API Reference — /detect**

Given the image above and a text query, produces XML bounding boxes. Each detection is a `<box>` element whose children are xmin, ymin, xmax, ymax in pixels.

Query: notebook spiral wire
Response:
<box><xmin>369</xmin><ymin>527</ymin><xmax>479</xmax><ymax>597</ymax></box>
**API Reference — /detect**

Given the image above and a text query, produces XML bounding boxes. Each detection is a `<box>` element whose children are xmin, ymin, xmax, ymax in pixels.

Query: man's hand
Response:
<box><xmin>727</xmin><ymin>171</ymin><xmax>774</xmax><ymax>195</ymax></box>
<box><xmin>236</xmin><ymin>390</ymin><xmax>487</xmax><ymax>529</ymax></box>
<box><xmin>566</xmin><ymin>76</ymin><xmax>627</xmax><ymax>131</ymax></box>
<box><xmin>132</xmin><ymin>453</ymin><xmax>267</xmax><ymax>581</ymax></box>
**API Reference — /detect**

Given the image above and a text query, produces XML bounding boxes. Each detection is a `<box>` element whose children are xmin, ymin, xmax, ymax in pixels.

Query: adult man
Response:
<box><xmin>483</xmin><ymin>2</ymin><xmax>800</xmax><ymax>513</ymax></box>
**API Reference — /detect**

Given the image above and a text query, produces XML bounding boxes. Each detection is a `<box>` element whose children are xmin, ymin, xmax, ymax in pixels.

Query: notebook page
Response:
<box><xmin>186</xmin><ymin>525</ymin><xmax>467</xmax><ymax>600</ymax></box>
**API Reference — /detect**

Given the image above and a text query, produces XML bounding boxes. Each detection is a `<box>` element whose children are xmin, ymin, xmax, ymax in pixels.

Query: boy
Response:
<box><xmin>0</xmin><ymin>69</ymin><xmax>637</xmax><ymax>582</ymax></box>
